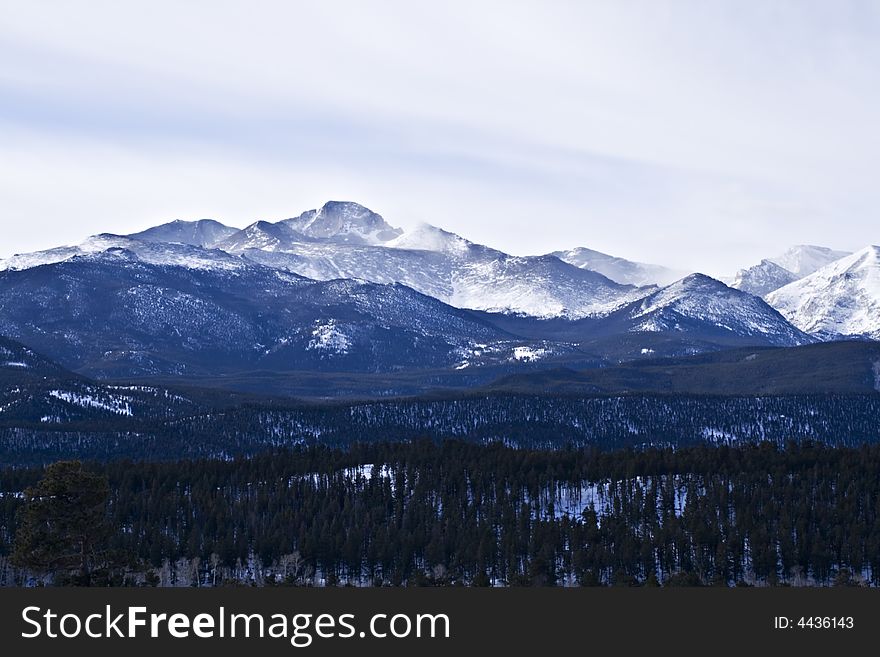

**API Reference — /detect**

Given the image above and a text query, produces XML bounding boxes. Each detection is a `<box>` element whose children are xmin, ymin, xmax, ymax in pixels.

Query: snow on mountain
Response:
<box><xmin>730</xmin><ymin>245</ymin><xmax>852</xmax><ymax>297</ymax></box>
<box><xmin>0</xmin><ymin>254</ymin><xmax>575</xmax><ymax>378</ymax></box>
<box><xmin>215</xmin><ymin>221</ymin><xmax>305</xmax><ymax>252</ymax></box>
<box><xmin>551</xmin><ymin>246</ymin><xmax>686</xmax><ymax>286</ymax></box>
<box><xmin>765</xmin><ymin>246</ymin><xmax>880</xmax><ymax>339</ymax></box>
<box><xmin>9</xmin><ymin>203</ymin><xmax>858</xmax><ymax>330</ymax></box>
<box><xmin>245</xmin><ymin>238</ymin><xmax>645</xmax><ymax>318</ymax></box>
<box><xmin>621</xmin><ymin>274</ymin><xmax>811</xmax><ymax>345</ymax></box>
<box><xmin>127</xmin><ymin>219</ymin><xmax>239</xmax><ymax>248</ymax></box>
<box><xmin>240</xmin><ymin>244</ymin><xmax>456</xmax><ymax>299</ymax></box>
<box><xmin>386</xmin><ymin>223</ymin><xmax>474</xmax><ymax>256</ymax></box>
<box><xmin>4</xmin><ymin>209</ymin><xmax>649</xmax><ymax>319</ymax></box>
<box><xmin>449</xmin><ymin>254</ymin><xmax>649</xmax><ymax>318</ymax></box>
<box><xmin>769</xmin><ymin>245</ymin><xmax>851</xmax><ymax>278</ymax></box>
<box><xmin>0</xmin><ymin>234</ymin><xmax>246</xmax><ymax>272</ymax></box>
<box><xmin>280</xmin><ymin>201</ymin><xmax>403</xmax><ymax>245</ymax></box>
<box><xmin>731</xmin><ymin>259</ymin><xmax>799</xmax><ymax>297</ymax></box>
<box><xmin>215</xmin><ymin>211</ymin><xmax>648</xmax><ymax>318</ymax></box>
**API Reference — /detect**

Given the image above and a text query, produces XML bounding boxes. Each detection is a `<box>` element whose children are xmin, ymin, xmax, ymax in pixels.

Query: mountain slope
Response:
<box><xmin>215</xmin><ymin>220</ymin><xmax>307</xmax><ymax>252</ymax></box>
<box><xmin>280</xmin><ymin>201</ymin><xmax>403</xmax><ymax>244</ymax></box>
<box><xmin>448</xmin><ymin>254</ymin><xmax>649</xmax><ymax>318</ymax></box>
<box><xmin>487</xmin><ymin>341</ymin><xmax>880</xmax><ymax>395</ymax></box>
<box><xmin>766</xmin><ymin>246</ymin><xmax>880</xmax><ymax>339</ymax></box>
<box><xmin>0</xmin><ymin>336</ymin><xmax>80</xmax><ymax>386</ymax></box>
<box><xmin>0</xmin><ymin>253</ymin><xmax>565</xmax><ymax>380</ymax></box>
<box><xmin>0</xmin><ymin>335</ymin><xmax>202</xmax><ymax>426</ymax></box>
<box><xmin>731</xmin><ymin>259</ymin><xmax>799</xmax><ymax>297</ymax></box>
<box><xmin>600</xmin><ymin>274</ymin><xmax>812</xmax><ymax>346</ymax></box>
<box><xmin>551</xmin><ymin>246</ymin><xmax>685</xmax><ymax>286</ymax></box>
<box><xmin>218</xmin><ymin>213</ymin><xmax>649</xmax><ymax>319</ymax></box>
<box><xmin>0</xmin><ymin>234</ymin><xmax>247</xmax><ymax>272</ymax></box>
<box><xmin>731</xmin><ymin>245</ymin><xmax>851</xmax><ymax>297</ymax></box>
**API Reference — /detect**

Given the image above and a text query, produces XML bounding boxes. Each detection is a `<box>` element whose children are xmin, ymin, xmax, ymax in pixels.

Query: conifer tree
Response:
<box><xmin>12</xmin><ymin>460</ymin><xmax>111</xmax><ymax>585</ymax></box>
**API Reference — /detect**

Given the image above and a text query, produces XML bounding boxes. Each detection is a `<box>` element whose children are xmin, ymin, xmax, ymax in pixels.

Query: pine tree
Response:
<box><xmin>12</xmin><ymin>460</ymin><xmax>111</xmax><ymax>585</ymax></box>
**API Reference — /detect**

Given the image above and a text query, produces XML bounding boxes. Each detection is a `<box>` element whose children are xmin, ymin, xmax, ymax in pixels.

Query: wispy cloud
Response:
<box><xmin>2</xmin><ymin>0</ymin><xmax>878</xmax><ymax>275</ymax></box>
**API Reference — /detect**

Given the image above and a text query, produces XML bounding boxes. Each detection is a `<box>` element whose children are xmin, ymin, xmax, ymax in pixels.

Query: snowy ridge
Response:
<box><xmin>216</xmin><ymin>221</ymin><xmax>304</xmax><ymax>253</ymax></box>
<box><xmin>1</xmin><ymin>202</ymin><xmax>866</xmax><ymax>342</ymax></box>
<box><xmin>552</xmin><ymin>246</ymin><xmax>686</xmax><ymax>286</ymax></box>
<box><xmin>766</xmin><ymin>246</ymin><xmax>880</xmax><ymax>339</ymax></box>
<box><xmin>449</xmin><ymin>255</ymin><xmax>648</xmax><ymax>318</ymax></box>
<box><xmin>219</xmin><ymin>217</ymin><xmax>647</xmax><ymax>318</ymax></box>
<box><xmin>128</xmin><ymin>219</ymin><xmax>239</xmax><ymax>248</ymax></box>
<box><xmin>386</xmin><ymin>223</ymin><xmax>475</xmax><ymax>256</ymax></box>
<box><xmin>0</xmin><ymin>234</ymin><xmax>247</xmax><ymax>272</ymax></box>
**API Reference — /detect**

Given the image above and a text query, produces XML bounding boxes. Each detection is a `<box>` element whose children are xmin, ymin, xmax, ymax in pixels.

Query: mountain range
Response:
<box><xmin>0</xmin><ymin>201</ymin><xmax>876</xmax><ymax>396</ymax></box>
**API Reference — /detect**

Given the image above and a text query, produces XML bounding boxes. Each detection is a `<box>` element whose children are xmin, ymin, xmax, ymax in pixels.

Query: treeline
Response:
<box><xmin>3</xmin><ymin>393</ymin><xmax>880</xmax><ymax>464</ymax></box>
<box><xmin>2</xmin><ymin>440</ymin><xmax>880</xmax><ymax>586</ymax></box>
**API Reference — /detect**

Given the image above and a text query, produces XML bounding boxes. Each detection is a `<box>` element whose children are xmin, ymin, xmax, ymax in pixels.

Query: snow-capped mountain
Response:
<box><xmin>0</xmin><ymin>200</ymin><xmax>848</xmax><ymax>397</ymax></box>
<box><xmin>731</xmin><ymin>259</ymin><xmax>799</xmax><ymax>297</ymax></box>
<box><xmin>731</xmin><ymin>245</ymin><xmax>851</xmax><ymax>297</ymax></box>
<box><xmin>0</xmin><ymin>201</ymin><xmax>662</xmax><ymax>319</ymax></box>
<box><xmin>551</xmin><ymin>246</ymin><xmax>686</xmax><ymax>286</ymax></box>
<box><xmin>607</xmin><ymin>274</ymin><xmax>812</xmax><ymax>346</ymax></box>
<box><xmin>765</xmin><ymin>246</ymin><xmax>880</xmax><ymax>339</ymax></box>
<box><xmin>208</xmin><ymin>204</ymin><xmax>651</xmax><ymax>318</ymax></box>
<box><xmin>128</xmin><ymin>218</ymin><xmax>239</xmax><ymax>248</ymax></box>
<box><xmin>0</xmin><ymin>201</ymin><xmax>836</xmax><ymax>348</ymax></box>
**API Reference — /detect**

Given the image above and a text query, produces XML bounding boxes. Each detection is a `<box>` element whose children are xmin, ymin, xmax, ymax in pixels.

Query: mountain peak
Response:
<box><xmin>128</xmin><ymin>218</ymin><xmax>238</xmax><ymax>248</ymax></box>
<box><xmin>625</xmin><ymin>274</ymin><xmax>810</xmax><ymax>345</ymax></box>
<box><xmin>765</xmin><ymin>244</ymin><xmax>880</xmax><ymax>339</ymax></box>
<box><xmin>281</xmin><ymin>201</ymin><xmax>403</xmax><ymax>245</ymax></box>
<box><xmin>670</xmin><ymin>272</ymin><xmax>725</xmax><ymax>290</ymax></box>
<box><xmin>731</xmin><ymin>259</ymin><xmax>798</xmax><ymax>298</ymax></box>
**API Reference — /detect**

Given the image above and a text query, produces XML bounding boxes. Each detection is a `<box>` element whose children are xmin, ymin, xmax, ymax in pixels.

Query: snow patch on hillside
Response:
<box><xmin>307</xmin><ymin>320</ymin><xmax>351</xmax><ymax>355</ymax></box>
<box><xmin>48</xmin><ymin>390</ymin><xmax>133</xmax><ymax>416</ymax></box>
<box><xmin>511</xmin><ymin>346</ymin><xmax>547</xmax><ymax>362</ymax></box>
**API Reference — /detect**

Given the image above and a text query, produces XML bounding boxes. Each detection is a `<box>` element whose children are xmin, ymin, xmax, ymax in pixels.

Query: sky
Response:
<box><xmin>1</xmin><ymin>0</ymin><xmax>879</xmax><ymax>276</ymax></box>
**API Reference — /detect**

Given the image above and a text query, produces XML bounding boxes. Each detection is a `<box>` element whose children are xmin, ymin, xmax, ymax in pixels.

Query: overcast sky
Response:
<box><xmin>1</xmin><ymin>1</ymin><xmax>878</xmax><ymax>275</ymax></box>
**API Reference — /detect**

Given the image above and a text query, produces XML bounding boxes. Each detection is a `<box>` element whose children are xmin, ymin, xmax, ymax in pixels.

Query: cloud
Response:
<box><xmin>1</xmin><ymin>1</ymin><xmax>878</xmax><ymax>275</ymax></box>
